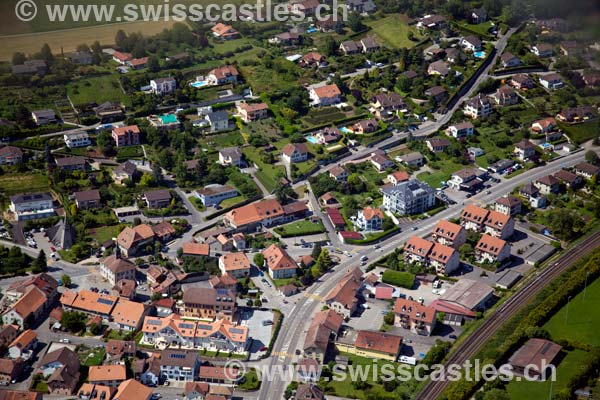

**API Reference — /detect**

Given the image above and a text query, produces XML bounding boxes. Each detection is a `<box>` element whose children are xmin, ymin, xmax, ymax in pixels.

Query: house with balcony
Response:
<box><xmin>475</xmin><ymin>234</ymin><xmax>511</xmax><ymax>264</ymax></box>
<box><xmin>464</xmin><ymin>94</ymin><xmax>492</xmax><ymax>119</ymax></box>
<box><xmin>263</xmin><ymin>244</ymin><xmax>297</xmax><ymax>279</ymax></box>
<box><xmin>431</xmin><ymin>220</ymin><xmax>466</xmax><ymax>249</ymax></box>
<box><xmin>394</xmin><ymin>298</ymin><xmax>437</xmax><ymax>336</ymax></box>
<box><xmin>111</xmin><ymin>125</ymin><xmax>140</xmax><ymax>147</ymax></box>
<box><xmin>354</xmin><ymin>206</ymin><xmax>384</xmax><ymax>231</ymax></box>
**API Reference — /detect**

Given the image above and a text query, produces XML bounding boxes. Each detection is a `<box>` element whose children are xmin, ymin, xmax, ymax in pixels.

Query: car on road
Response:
<box><xmin>259</xmin><ymin>346</ymin><xmax>268</xmax><ymax>351</ymax></box>
<box><xmin>262</xmin><ymin>320</ymin><xmax>274</xmax><ymax>326</ymax></box>
<box><xmin>373</xmin><ymin>244</ymin><xmax>381</xmax><ymax>249</ymax></box>
<box><xmin>412</xmin><ymin>226</ymin><xmax>419</xmax><ymax>231</ymax></box>
<box><xmin>449</xmin><ymin>334</ymin><xmax>457</xmax><ymax>339</ymax></box>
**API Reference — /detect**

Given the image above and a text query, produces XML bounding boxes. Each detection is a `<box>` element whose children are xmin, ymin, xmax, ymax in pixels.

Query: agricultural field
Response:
<box><xmin>0</xmin><ymin>173</ymin><xmax>50</xmax><ymax>196</ymax></box>
<box><xmin>365</xmin><ymin>14</ymin><xmax>423</xmax><ymax>49</ymax></box>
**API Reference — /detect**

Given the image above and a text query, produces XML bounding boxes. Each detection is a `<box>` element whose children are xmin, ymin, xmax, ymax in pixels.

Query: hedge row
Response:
<box><xmin>381</xmin><ymin>270</ymin><xmax>415</xmax><ymax>289</ymax></box>
<box><xmin>344</xmin><ymin>227</ymin><xmax>399</xmax><ymax>244</ymax></box>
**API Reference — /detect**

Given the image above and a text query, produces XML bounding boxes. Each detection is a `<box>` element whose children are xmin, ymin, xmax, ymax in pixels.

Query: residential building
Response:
<box><xmin>325</xmin><ymin>268</ymin><xmax>362</xmax><ymax>318</ymax></box>
<box><xmin>534</xmin><ymin>175</ymin><xmax>561</xmax><ymax>195</ymax></box>
<box><xmin>491</xmin><ymin>85</ymin><xmax>519</xmax><ymax>105</ymax></box>
<box><xmin>448</xmin><ymin>168</ymin><xmax>485</xmax><ymax>192</ymax></box>
<box><xmin>150</xmin><ymin>77</ymin><xmax>176</xmax><ymax>96</ymax></box>
<box><xmin>553</xmin><ymin>169</ymin><xmax>582</xmax><ymax>189</ymax></box>
<box><xmin>394</xmin><ymin>298</ymin><xmax>437</xmax><ymax>335</ymax></box>
<box><xmin>74</xmin><ymin>189</ymin><xmax>101</xmax><ymax>210</ymax></box>
<box><xmin>31</xmin><ymin>109</ymin><xmax>56</xmax><ymax>125</ymax></box>
<box><xmin>112</xmin><ymin>161</ymin><xmax>139</xmax><ymax>185</ymax></box>
<box><xmin>329</xmin><ymin>165</ymin><xmax>349</xmax><ymax>182</ymax></box>
<box><xmin>460</xmin><ymin>204</ymin><xmax>489</xmax><ymax>231</ymax></box>
<box><xmin>180</xmin><ymin>287</ymin><xmax>236</xmax><ymax>321</ymax></box>
<box><xmin>88</xmin><ymin>365</ymin><xmax>127</xmax><ymax>387</ymax></box>
<box><xmin>427</xmin><ymin>60</ymin><xmax>450</xmax><ymax>76</ymax></box>
<box><xmin>531</xmin><ymin>117</ymin><xmax>557</xmax><ymax>133</ymax></box>
<box><xmin>113</xmin><ymin>379</ymin><xmax>153</xmax><ymax>400</ymax></box>
<box><xmin>116</xmin><ymin>224</ymin><xmax>154</xmax><ymax>257</ymax></box>
<box><xmin>495</xmin><ymin>195</ymin><xmax>522</xmax><ymax>216</ymax></box>
<box><xmin>160</xmin><ymin>350</ymin><xmax>199</xmax><ymax>381</ymax></box>
<box><xmin>144</xmin><ymin>189</ymin><xmax>171</xmax><ymax>209</ymax></box>
<box><xmin>309</xmin><ymin>84</ymin><xmax>342</xmax><ymax>106</ymax></box>
<box><xmin>464</xmin><ymin>94</ymin><xmax>492</xmax><ymax>119</ymax></box>
<box><xmin>354</xmin><ymin>206</ymin><xmax>384</xmax><ymax>231</ymax></box>
<box><xmin>510</xmin><ymin>73</ymin><xmax>535</xmax><ymax>90</ymax></box>
<box><xmin>339</xmin><ymin>40</ymin><xmax>361</xmax><ymax>55</ymax></box>
<box><xmin>556</xmin><ymin>106</ymin><xmax>597</xmax><ymax>123</ymax></box>
<box><xmin>369</xmin><ymin>153</ymin><xmax>394</xmax><ymax>171</ymax></box>
<box><xmin>282</xmin><ymin>143</ymin><xmax>309</xmax><ymax>163</ymax></box>
<box><xmin>100</xmin><ymin>254</ymin><xmax>136</xmax><ymax>285</ymax></box>
<box><xmin>182</xmin><ymin>242</ymin><xmax>210</xmax><ymax>259</ymax></box>
<box><xmin>112</xmin><ymin>279</ymin><xmax>137</xmax><ymax>300</ymax></box>
<box><xmin>461</xmin><ymin>35</ymin><xmax>482</xmax><ymax>51</ymax></box>
<box><xmin>514</xmin><ymin>139</ymin><xmax>536</xmax><ymax>161</ymax></box>
<box><xmin>223</xmin><ymin>198</ymin><xmax>286</xmax><ymax>231</ymax></box>
<box><xmin>445</xmin><ymin>121</ymin><xmax>474</xmax><ymax>139</ymax></box>
<box><xmin>205</xmin><ymin>111</ymin><xmax>229</xmax><ymax>132</ymax></box>
<box><xmin>270</xmin><ymin>31</ymin><xmax>301</xmax><ymax>45</ymax></box>
<box><xmin>60</xmin><ymin>290</ymin><xmax>118</xmax><ymax>319</ymax></box>
<box><xmin>0</xmin><ymin>146</ymin><xmax>23</xmax><ymax>166</ymax></box>
<box><xmin>500</xmin><ymin>51</ymin><xmax>522</xmax><ymax>68</ymax></box>
<box><xmin>218</xmin><ymin>147</ymin><xmax>243</xmax><ymax>167</ymax></box>
<box><xmin>303</xmin><ymin>309</ymin><xmax>343</xmax><ymax>361</ymax></box>
<box><xmin>471</xmin><ymin>7</ymin><xmax>487</xmax><ymax>23</ymax></box>
<box><xmin>346</xmin><ymin>0</ymin><xmax>377</xmax><ymax>13</ymax></box>
<box><xmin>428</xmin><ymin>243</ymin><xmax>460</xmax><ymax>275</ymax></box>
<box><xmin>397</xmin><ymin>152</ymin><xmax>425</xmax><ymax>167</ymax></box>
<box><xmin>360</xmin><ymin>36</ymin><xmax>380</xmax><ymax>52</ymax></box>
<box><xmin>431</xmin><ymin>220</ymin><xmax>466</xmax><ymax>249</ymax></box>
<box><xmin>111</xmin><ymin>125</ymin><xmax>140</xmax><ymax>147</ymax></box>
<box><xmin>219</xmin><ymin>253</ymin><xmax>251</xmax><ymax>279</ymax></box>
<box><xmin>352</xmin><ymin>118</ymin><xmax>379</xmax><ymax>134</ymax></box>
<box><xmin>55</xmin><ymin>156</ymin><xmax>86</xmax><ymax>171</ymax></box>
<box><xmin>335</xmin><ymin>329</ymin><xmax>402</xmax><ymax>361</ymax></box>
<box><xmin>7</xmin><ymin>329</ymin><xmax>37</xmax><ymax>360</ymax></box>
<box><xmin>9</xmin><ymin>192</ymin><xmax>54</xmax><ymax>221</ymax></box>
<box><xmin>263</xmin><ymin>244</ymin><xmax>297</xmax><ymax>279</ymax></box>
<box><xmin>382</xmin><ymin>179</ymin><xmax>436</xmax><ymax>215</ymax></box>
<box><xmin>425</xmin><ymin>86</ymin><xmax>448</xmax><ymax>103</ymax></box>
<box><xmin>315</xmin><ymin>127</ymin><xmax>341</xmax><ymax>144</ymax></box>
<box><xmin>539</xmin><ymin>73</ymin><xmax>564</xmax><ymax>90</ymax></box>
<box><xmin>93</xmin><ymin>101</ymin><xmax>124</xmax><ymax>122</ymax></box>
<box><xmin>2</xmin><ymin>276</ymin><xmax>57</xmax><ymax>329</ymax></box>
<box><xmin>112</xmin><ymin>51</ymin><xmax>132</xmax><ymax>64</ymax></box>
<box><xmin>293</xmin><ymin>385</ymin><xmax>325</xmax><ymax>400</ymax></box>
<box><xmin>484</xmin><ymin>208</ymin><xmax>515</xmax><ymax>239</ymax></box>
<box><xmin>211</xmin><ymin>23</ymin><xmax>239</xmax><ymax>40</ymax></box>
<box><xmin>63</xmin><ymin>132</ymin><xmax>91</xmax><ymax>148</ymax></box>
<box><xmin>106</xmin><ymin>340</ymin><xmax>137</xmax><ymax>362</ymax></box>
<box><xmin>426</xmin><ymin>138</ymin><xmax>451</xmax><ymax>153</ymax></box>
<box><xmin>468</xmin><ymin>147</ymin><xmax>485</xmax><ymax>159</ymax></box>
<box><xmin>111</xmin><ymin>299</ymin><xmax>145</xmax><ymax>331</ymax></box>
<box><xmin>300</xmin><ymin>52</ymin><xmax>327</xmax><ymax>68</ymax></box>
<box><xmin>207</xmin><ymin>65</ymin><xmax>239</xmax><ymax>85</ymax></box>
<box><xmin>475</xmin><ymin>234</ymin><xmax>511</xmax><ymax>264</ymax></box>
<box><xmin>574</xmin><ymin>162</ymin><xmax>600</xmax><ymax>180</ymax></box>
<box><xmin>195</xmin><ymin>184</ymin><xmax>238</xmax><ymax>207</ymax></box>
<box><xmin>388</xmin><ymin>171</ymin><xmax>409</xmax><ymax>185</ymax></box>
<box><xmin>531</xmin><ymin>43</ymin><xmax>553</xmax><ymax>57</ymax></box>
<box><xmin>370</xmin><ymin>92</ymin><xmax>406</xmax><ymax>119</ymax></box>
<box><xmin>12</xmin><ymin>59</ymin><xmax>47</xmax><ymax>75</ymax></box>
<box><xmin>418</xmin><ymin>14</ymin><xmax>446</xmax><ymax>30</ymax></box>
<box><xmin>237</xmin><ymin>102</ymin><xmax>268</xmax><ymax>123</ymax></box>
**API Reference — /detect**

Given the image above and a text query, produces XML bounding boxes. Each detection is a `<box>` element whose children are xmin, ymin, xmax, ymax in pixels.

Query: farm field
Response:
<box><xmin>0</xmin><ymin>173</ymin><xmax>49</xmax><ymax>196</ymax></box>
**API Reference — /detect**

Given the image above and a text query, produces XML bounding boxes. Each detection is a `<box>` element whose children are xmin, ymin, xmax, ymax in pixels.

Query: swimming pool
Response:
<box><xmin>307</xmin><ymin>27</ymin><xmax>317</xmax><ymax>33</ymax></box>
<box><xmin>474</xmin><ymin>51</ymin><xmax>486</xmax><ymax>59</ymax></box>
<box><xmin>190</xmin><ymin>80</ymin><xmax>209</xmax><ymax>88</ymax></box>
<box><xmin>340</xmin><ymin>127</ymin><xmax>353</xmax><ymax>134</ymax></box>
<box><xmin>306</xmin><ymin>136</ymin><xmax>319</xmax><ymax>144</ymax></box>
<box><xmin>160</xmin><ymin>114</ymin><xmax>178</xmax><ymax>124</ymax></box>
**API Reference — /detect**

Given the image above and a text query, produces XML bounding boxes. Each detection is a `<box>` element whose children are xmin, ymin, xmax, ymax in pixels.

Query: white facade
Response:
<box><xmin>64</xmin><ymin>132</ymin><xmax>91</xmax><ymax>148</ymax></box>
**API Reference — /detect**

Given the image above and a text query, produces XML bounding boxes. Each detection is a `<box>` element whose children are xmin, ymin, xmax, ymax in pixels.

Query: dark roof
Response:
<box><xmin>144</xmin><ymin>189</ymin><xmax>171</xmax><ymax>202</ymax></box>
<box><xmin>10</xmin><ymin>192</ymin><xmax>52</xmax><ymax>204</ymax></box>
<box><xmin>74</xmin><ymin>189</ymin><xmax>100</xmax><ymax>202</ymax></box>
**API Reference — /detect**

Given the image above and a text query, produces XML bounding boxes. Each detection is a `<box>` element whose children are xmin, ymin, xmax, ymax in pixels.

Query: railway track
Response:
<box><xmin>416</xmin><ymin>229</ymin><xmax>600</xmax><ymax>400</ymax></box>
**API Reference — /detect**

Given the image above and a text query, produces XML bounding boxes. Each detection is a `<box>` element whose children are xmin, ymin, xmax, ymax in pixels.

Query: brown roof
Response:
<box><xmin>60</xmin><ymin>289</ymin><xmax>118</xmax><ymax>315</ymax></box>
<box><xmin>106</xmin><ymin>340</ymin><xmax>137</xmax><ymax>358</ymax></box>
<box><xmin>209</xmin><ymin>274</ymin><xmax>238</xmax><ymax>289</ymax></box>
<box><xmin>495</xmin><ymin>195</ymin><xmax>521</xmax><ymax>207</ymax></box>
<box><xmin>182</xmin><ymin>287</ymin><xmax>235</xmax><ymax>306</ymax></box>
<box><xmin>262</xmin><ymin>244</ymin><xmax>297</xmax><ymax>272</ymax></box>
<box><xmin>117</xmin><ymin>224</ymin><xmax>154</xmax><ymax>250</ymax></box>
<box><xmin>475</xmin><ymin>234</ymin><xmax>508</xmax><ymax>256</ymax></box>
<box><xmin>282</xmin><ymin>142</ymin><xmax>308</xmax><ymax>157</ymax></box>
<box><xmin>182</xmin><ymin>242</ymin><xmax>210</xmax><ymax>256</ymax></box>
<box><xmin>110</xmin><ymin>299</ymin><xmax>145</xmax><ymax>328</ymax></box>
<box><xmin>102</xmin><ymin>254</ymin><xmax>136</xmax><ymax>275</ymax></box>
<box><xmin>484</xmin><ymin>209</ymin><xmax>512</xmax><ymax>230</ymax></box>
<box><xmin>325</xmin><ymin>268</ymin><xmax>362</xmax><ymax>310</ymax></box>
<box><xmin>461</xmin><ymin>204</ymin><xmax>489</xmax><ymax>224</ymax></box>
<box><xmin>429</xmin><ymin>243</ymin><xmax>457</xmax><ymax>264</ymax></box>
<box><xmin>185</xmin><ymin>382</ymin><xmax>210</xmax><ymax>396</ymax></box>
<box><xmin>55</xmin><ymin>156</ymin><xmax>86</xmax><ymax>167</ymax></box>
<box><xmin>144</xmin><ymin>189</ymin><xmax>171</xmax><ymax>202</ymax></box>
<box><xmin>220</xmin><ymin>253</ymin><xmax>251</xmax><ymax>272</ymax></box>
<box><xmin>88</xmin><ymin>364</ymin><xmax>127</xmax><ymax>383</ymax></box>
<box><xmin>40</xmin><ymin>347</ymin><xmax>80</xmax><ymax>372</ymax></box>
<box><xmin>361</xmin><ymin>206</ymin><xmax>383</xmax><ymax>221</ymax></box>
<box><xmin>238</xmin><ymin>102</ymin><xmax>268</xmax><ymax>113</ymax></box>
<box><xmin>13</xmin><ymin>286</ymin><xmax>47</xmax><ymax>319</ymax></box>
<box><xmin>553</xmin><ymin>169</ymin><xmax>579</xmax><ymax>184</ymax></box>
<box><xmin>311</xmin><ymin>309</ymin><xmax>343</xmax><ymax>333</ymax></box>
<box><xmin>355</xmin><ymin>330</ymin><xmax>402</xmax><ymax>354</ymax></box>
<box><xmin>404</xmin><ymin>236</ymin><xmax>434</xmax><ymax>256</ymax></box>
<box><xmin>74</xmin><ymin>189</ymin><xmax>100</xmax><ymax>202</ymax></box>
<box><xmin>209</xmin><ymin>64</ymin><xmax>239</xmax><ymax>79</ymax></box>
<box><xmin>509</xmin><ymin>338</ymin><xmax>562</xmax><ymax>372</ymax></box>
<box><xmin>112</xmin><ymin>125</ymin><xmax>140</xmax><ymax>137</ymax></box>
<box><xmin>152</xmin><ymin>221</ymin><xmax>176</xmax><ymax>238</ymax></box>
<box><xmin>0</xmin><ymin>390</ymin><xmax>42</xmax><ymax>400</ymax></box>
<box><xmin>8</xmin><ymin>329</ymin><xmax>36</xmax><ymax>350</ymax></box>
<box><xmin>575</xmin><ymin>162</ymin><xmax>600</xmax><ymax>175</ymax></box>
<box><xmin>433</xmin><ymin>220</ymin><xmax>464</xmax><ymax>241</ymax></box>
<box><xmin>536</xmin><ymin>175</ymin><xmax>559</xmax><ymax>187</ymax></box>
<box><xmin>312</xmin><ymin>84</ymin><xmax>341</xmax><ymax>99</ymax></box>
<box><xmin>113</xmin><ymin>379</ymin><xmax>153</xmax><ymax>400</ymax></box>
<box><xmin>224</xmin><ymin>199</ymin><xmax>285</xmax><ymax>227</ymax></box>
<box><xmin>394</xmin><ymin>298</ymin><xmax>436</xmax><ymax>324</ymax></box>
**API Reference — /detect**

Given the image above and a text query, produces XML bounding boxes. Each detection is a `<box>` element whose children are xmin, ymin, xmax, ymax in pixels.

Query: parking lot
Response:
<box><xmin>238</xmin><ymin>309</ymin><xmax>276</xmax><ymax>361</ymax></box>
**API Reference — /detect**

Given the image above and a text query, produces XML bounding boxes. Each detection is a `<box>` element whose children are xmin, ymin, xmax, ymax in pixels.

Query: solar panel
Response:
<box><xmin>148</xmin><ymin>320</ymin><xmax>162</xmax><ymax>325</ymax></box>
<box><xmin>216</xmin><ymin>289</ymin><xmax>227</xmax><ymax>296</ymax></box>
<box><xmin>97</xmin><ymin>298</ymin><xmax>114</xmax><ymax>305</ymax></box>
<box><xmin>170</xmin><ymin>353</ymin><xmax>186</xmax><ymax>359</ymax></box>
<box><xmin>197</xmin><ymin>324</ymin><xmax>212</xmax><ymax>330</ymax></box>
<box><xmin>179</xmin><ymin>323</ymin><xmax>194</xmax><ymax>329</ymax></box>
<box><xmin>230</xmin><ymin>328</ymin><xmax>244</xmax><ymax>334</ymax></box>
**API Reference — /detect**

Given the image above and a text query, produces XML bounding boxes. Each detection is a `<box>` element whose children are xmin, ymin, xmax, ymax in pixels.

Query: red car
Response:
<box><xmin>50</xmin><ymin>246</ymin><xmax>56</xmax><ymax>252</ymax></box>
<box><xmin>259</xmin><ymin>346</ymin><xmax>267</xmax><ymax>352</ymax></box>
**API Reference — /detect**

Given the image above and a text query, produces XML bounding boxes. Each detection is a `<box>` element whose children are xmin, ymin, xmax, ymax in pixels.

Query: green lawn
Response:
<box><xmin>242</xmin><ymin>146</ymin><xmax>286</xmax><ymax>192</ymax></box>
<box><xmin>116</xmin><ymin>145</ymin><xmax>144</xmax><ymax>160</ymax></box>
<box><xmin>301</xmin><ymin>107</ymin><xmax>346</xmax><ymax>127</ymax></box>
<box><xmin>456</xmin><ymin>21</ymin><xmax>495</xmax><ymax>37</ymax></box>
<box><xmin>220</xmin><ymin>195</ymin><xmax>247</xmax><ymax>208</ymax></box>
<box><xmin>0</xmin><ymin>173</ymin><xmax>49</xmax><ymax>196</ymax></box>
<box><xmin>271</xmin><ymin>277</ymin><xmax>297</xmax><ymax>288</ymax></box>
<box><xmin>506</xmin><ymin>349</ymin><xmax>591</xmax><ymax>399</ymax></box>
<box><xmin>238</xmin><ymin>368</ymin><xmax>261</xmax><ymax>390</ymax></box>
<box><xmin>79</xmin><ymin>347</ymin><xmax>106</xmax><ymax>366</ymax></box>
<box><xmin>365</xmin><ymin>14</ymin><xmax>423</xmax><ymax>49</ymax></box>
<box><xmin>199</xmin><ymin>131</ymin><xmax>244</xmax><ymax>150</ymax></box>
<box><xmin>417</xmin><ymin>170</ymin><xmax>451</xmax><ymax>188</ymax></box>
<box><xmin>274</xmin><ymin>219</ymin><xmax>326</xmax><ymax>237</ymax></box>
<box><xmin>67</xmin><ymin>75</ymin><xmax>130</xmax><ymax>106</ymax></box>
<box><xmin>558</xmin><ymin>120</ymin><xmax>599</xmax><ymax>144</ymax></box>
<box><xmin>543</xmin><ymin>277</ymin><xmax>600</xmax><ymax>346</ymax></box>
<box><xmin>86</xmin><ymin>225</ymin><xmax>123</xmax><ymax>244</ymax></box>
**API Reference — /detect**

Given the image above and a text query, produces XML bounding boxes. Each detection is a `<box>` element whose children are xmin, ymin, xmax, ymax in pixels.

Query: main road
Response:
<box><xmin>257</xmin><ymin>143</ymin><xmax>590</xmax><ymax>399</ymax></box>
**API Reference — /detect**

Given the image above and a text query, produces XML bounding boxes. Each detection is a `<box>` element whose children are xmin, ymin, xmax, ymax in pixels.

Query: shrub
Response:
<box><xmin>381</xmin><ymin>270</ymin><xmax>414</xmax><ymax>288</ymax></box>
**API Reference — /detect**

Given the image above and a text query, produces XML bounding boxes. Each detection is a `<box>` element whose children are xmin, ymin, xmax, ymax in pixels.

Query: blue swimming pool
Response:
<box><xmin>307</xmin><ymin>27</ymin><xmax>317</xmax><ymax>33</ymax></box>
<box><xmin>306</xmin><ymin>136</ymin><xmax>319</xmax><ymax>144</ymax></box>
<box><xmin>191</xmin><ymin>80</ymin><xmax>209</xmax><ymax>88</ymax></box>
<box><xmin>340</xmin><ymin>127</ymin><xmax>353</xmax><ymax>134</ymax></box>
<box><xmin>474</xmin><ymin>51</ymin><xmax>486</xmax><ymax>59</ymax></box>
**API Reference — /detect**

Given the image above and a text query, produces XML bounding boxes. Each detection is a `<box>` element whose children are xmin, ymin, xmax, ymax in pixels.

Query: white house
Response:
<box><xmin>150</xmin><ymin>77</ymin><xmax>176</xmax><ymax>96</ymax></box>
<box><xmin>282</xmin><ymin>143</ymin><xmax>309</xmax><ymax>164</ymax></box>
<box><xmin>309</xmin><ymin>84</ymin><xmax>342</xmax><ymax>106</ymax></box>
<box><xmin>354</xmin><ymin>206</ymin><xmax>384</xmax><ymax>231</ymax></box>
<box><xmin>64</xmin><ymin>132</ymin><xmax>91</xmax><ymax>148</ymax></box>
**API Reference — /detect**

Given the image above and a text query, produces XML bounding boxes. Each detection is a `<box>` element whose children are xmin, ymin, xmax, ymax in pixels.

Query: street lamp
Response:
<box><xmin>564</xmin><ymin>295</ymin><xmax>572</xmax><ymax>324</ymax></box>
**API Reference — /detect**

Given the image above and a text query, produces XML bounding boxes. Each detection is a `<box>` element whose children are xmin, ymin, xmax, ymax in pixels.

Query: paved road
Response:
<box><xmin>256</xmin><ymin>144</ymin><xmax>589</xmax><ymax>399</ymax></box>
